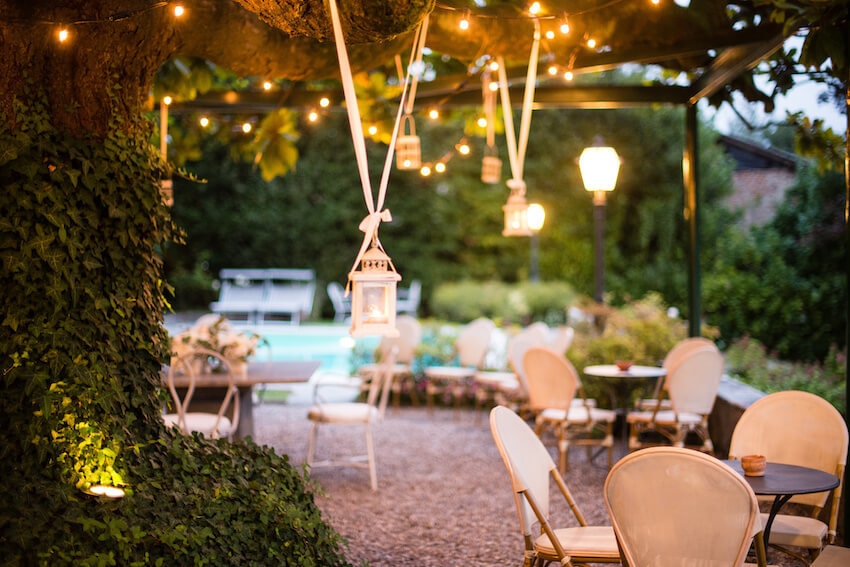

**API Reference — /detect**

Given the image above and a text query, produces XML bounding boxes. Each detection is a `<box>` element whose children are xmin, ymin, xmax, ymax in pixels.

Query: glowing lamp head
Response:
<box><xmin>162</xmin><ymin>96</ymin><xmax>172</xmax><ymax>106</ymax></box>
<box><xmin>173</xmin><ymin>4</ymin><xmax>185</xmax><ymax>17</ymax></box>
<box><xmin>528</xmin><ymin>203</ymin><xmax>545</xmax><ymax>231</ymax></box>
<box><xmin>349</xmin><ymin>244</ymin><xmax>401</xmax><ymax>338</ymax></box>
<box><xmin>579</xmin><ymin>140</ymin><xmax>620</xmax><ymax>196</ymax></box>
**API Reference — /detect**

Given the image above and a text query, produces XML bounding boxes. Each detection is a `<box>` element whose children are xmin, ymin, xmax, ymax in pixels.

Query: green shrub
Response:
<box><xmin>725</xmin><ymin>336</ymin><xmax>846</xmax><ymax>414</ymax></box>
<box><xmin>430</xmin><ymin>280</ymin><xmax>576</xmax><ymax>325</ymax></box>
<box><xmin>166</xmin><ymin>259</ymin><xmax>218</xmax><ymax>310</ymax></box>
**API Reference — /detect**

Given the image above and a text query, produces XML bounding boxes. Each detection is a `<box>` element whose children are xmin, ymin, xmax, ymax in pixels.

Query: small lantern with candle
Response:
<box><xmin>481</xmin><ymin>147</ymin><xmax>502</xmax><ymax>184</ymax></box>
<box><xmin>396</xmin><ymin>115</ymin><xmax>421</xmax><ymax>170</ymax></box>
<box><xmin>349</xmin><ymin>240</ymin><xmax>401</xmax><ymax>337</ymax></box>
<box><xmin>502</xmin><ymin>179</ymin><xmax>532</xmax><ymax>236</ymax></box>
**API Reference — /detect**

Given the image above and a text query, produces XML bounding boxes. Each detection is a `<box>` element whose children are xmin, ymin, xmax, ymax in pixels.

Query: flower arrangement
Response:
<box><xmin>171</xmin><ymin>315</ymin><xmax>263</xmax><ymax>363</ymax></box>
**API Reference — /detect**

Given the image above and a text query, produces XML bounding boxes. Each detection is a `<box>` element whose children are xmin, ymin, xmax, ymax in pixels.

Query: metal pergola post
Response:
<box><xmin>684</xmin><ymin>104</ymin><xmax>701</xmax><ymax>338</ymax></box>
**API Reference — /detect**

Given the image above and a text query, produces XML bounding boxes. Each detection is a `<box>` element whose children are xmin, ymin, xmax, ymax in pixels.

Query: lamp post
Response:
<box><xmin>579</xmin><ymin>138</ymin><xmax>620</xmax><ymax>303</ymax></box>
<box><xmin>528</xmin><ymin>203</ymin><xmax>545</xmax><ymax>282</ymax></box>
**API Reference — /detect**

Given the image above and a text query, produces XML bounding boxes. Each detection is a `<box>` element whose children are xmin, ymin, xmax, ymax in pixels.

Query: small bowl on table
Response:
<box><xmin>741</xmin><ymin>454</ymin><xmax>766</xmax><ymax>477</ymax></box>
<box><xmin>615</xmin><ymin>360</ymin><xmax>633</xmax><ymax>372</ymax></box>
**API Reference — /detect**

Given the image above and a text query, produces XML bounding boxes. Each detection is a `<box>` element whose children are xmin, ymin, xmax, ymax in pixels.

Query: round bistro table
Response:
<box><xmin>582</xmin><ymin>364</ymin><xmax>667</xmax><ymax>440</ymax></box>
<box><xmin>723</xmin><ymin>460</ymin><xmax>840</xmax><ymax>549</ymax></box>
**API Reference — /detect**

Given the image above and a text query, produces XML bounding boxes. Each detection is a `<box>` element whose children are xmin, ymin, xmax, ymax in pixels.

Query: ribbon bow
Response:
<box><xmin>345</xmin><ymin>208</ymin><xmax>393</xmax><ymax>296</ymax></box>
<box><xmin>506</xmin><ymin>178</ymin><xmax>527</xmax><ymax>196</ymax></box>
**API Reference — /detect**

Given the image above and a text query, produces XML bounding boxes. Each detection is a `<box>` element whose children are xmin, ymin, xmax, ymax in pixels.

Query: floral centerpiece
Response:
<box><xmin>170</xmin><ymin>315</ymin><xmax>264</xmax><ymax>376</ymax></box>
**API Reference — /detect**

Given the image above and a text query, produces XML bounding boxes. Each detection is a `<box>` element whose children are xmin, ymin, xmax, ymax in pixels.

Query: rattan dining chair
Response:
<box><xmin>635</xmin><ymin>336</ymin><xmax>718</xmax><ymax>411</ymax></box>
<box><xmin>604</xmin><ymin>446</ymin><xmax>767</xmax><ymax>567</ymax></box>
<box><xmin>626</xmin><ymin>344</ymin><xmax>723</xmax><ymax>453</ymax></box>
<box><xmin>163</xmin><ymin>347</ymin><xmax>240</xmax><ymax>441</ymax></box>
<box><xmin>523</xmin><ymin>346</ymin><xmax>615</xmax><ymax>472</ymax></box>
<box><xmin>306</xmin><ymin>347</ymin><xmax>397</xmax><ymax>491</ymax></box>
<box><xmin>729</xmin><ymin>390</ymin><xmax>848</xmax><ymax>565</ymax></box>
<box><xmin>424</xmin><ymin>317</ymin><xmax>495</xmax><ymax>416</ymax></box>
<box><xmin>490</xmin><ymin>406</ymin><xmax>620</xmax><ymax>567</ymax></box>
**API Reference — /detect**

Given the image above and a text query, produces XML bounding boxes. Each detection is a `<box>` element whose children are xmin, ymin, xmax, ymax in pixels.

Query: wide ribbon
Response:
<box><xmin>326</xmin><ymin>0</ymin><xmax>420</xmax><ymax>294</ymax></box>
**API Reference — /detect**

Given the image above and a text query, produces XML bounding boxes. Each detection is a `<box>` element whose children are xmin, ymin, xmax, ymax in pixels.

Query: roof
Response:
<box><xmin>718</xmin><ymin>135</ymin><xmax>798</xmax><ymax>171</ymax></box>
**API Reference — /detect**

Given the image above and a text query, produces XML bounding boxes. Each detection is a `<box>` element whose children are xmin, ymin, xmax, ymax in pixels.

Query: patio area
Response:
<box><xmin>254</xmin><ymin>402</ymin><xmax>801</xmax><ymax>566</ymax></box>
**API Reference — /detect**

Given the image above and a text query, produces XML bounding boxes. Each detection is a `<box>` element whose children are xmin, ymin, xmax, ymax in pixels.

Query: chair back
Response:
<box><xmin>378</xmin><ymin>315</ymin><xmax>421</xmax><ymax>365</ymax></box>
<box><xmin>364</xmin><ymin>346</ymin><xmax>398</xmax><ymax>420</ymax></box>
<box><xmin>166</xmin><ymin>347</ymin><xmax>239</xmax><ymax>438</ymax></box>
<box><xmin>326</xmin><ymin>282</ymin><xmax>351</xmax><ymax>320</ymax></box>
<box><xmin>507</xmin><ymin>327</ymin><xmax>550</xmax><ymax>394</ymax></box>
<box><xmin>525</xmin><ymin>322</ymin><xmax>549</xmax><ymax>344</ymax></box>
<box><xmin>490</xmin><ymin>406</ymin><xmax>559</xmax><ymax>537</ymax></box>
<box><xmin>605</xmin><ymin>446</ymin><xmax>761</xmax><ymax>567</ymax></box>
<box><xmin>663</xmin><ymin>337</ymin><xmax>717</xmax><ymax>370</ymax></box>
<box><xmin>730</xmin><ymin>390</ymin><xmax>848</xmax><ymax>509</ymax></box>
<box><xmin>456</xmin><ymin>317</ymin><xmax>495</xmax><ymax>368</ymax></box>
<box><xmin>548</xmin><ymin>326</ymin><xmax>575</xmax><ymax>355</ymax></box>
<box><xmin>523</xmin><ymin>347</ymin><xmax>579</xmax><ymax>412</ymax></box>
<box><xmin>664</xmin><ymin>345</ymin><xmax>724</xmax><ymax>415</ymax></box>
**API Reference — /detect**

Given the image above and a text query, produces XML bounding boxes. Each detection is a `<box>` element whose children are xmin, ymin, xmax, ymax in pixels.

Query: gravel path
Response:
<box><xmin>254</xmin><ymin>403</ymin><xmax>799</xmax><ymax>567</ymax></box>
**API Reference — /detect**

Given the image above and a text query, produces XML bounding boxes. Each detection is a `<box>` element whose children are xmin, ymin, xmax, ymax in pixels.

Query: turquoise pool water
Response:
<box><xmin>254</xmin><ymin>325</ymin><xmax>379</xmax><ymax>375</ymax></box>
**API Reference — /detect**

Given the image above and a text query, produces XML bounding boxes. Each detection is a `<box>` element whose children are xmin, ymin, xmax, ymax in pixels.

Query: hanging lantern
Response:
<box><xmin>396</xmin><ymin>115</ymin><xmax>421</xmax><ymax>170</ymax></box>
<box><xmin>349</xmin><ymin>242</ymin><xmax>401</xmax><ymax>337</ymax></box>
<box><xmin>502</xmin><ymin>180</ymin><xmax>532</xmax><ymax>236</ymax></box>
<box><xmin>481</xmin><ymin>147</ymin><xmax>502</xmax><ymax>184</ymax></box>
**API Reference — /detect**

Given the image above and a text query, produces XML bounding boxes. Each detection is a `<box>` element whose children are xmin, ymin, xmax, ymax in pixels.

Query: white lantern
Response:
<box><xmin>396</xmin><ymin>115</ymin><xmax>421</xmax><ymax>170</ymax></box>
<box><xmin>481</xmin><ymin>147</ymin><xmax>502</xmax><ymax>184</ymax></box>
<box><xmin>579</xmin><ymin>140</ymin><xmax>620</xmax><ymax>205</ymax></box>
<box><xmin>502</xmin><ymin>183</ymin><xmax>531</xmax><ymax>236</ymax></box>
<box><xmin>349</xmin><ymin>243</ymin><xmax>401</xmax><ymax>337</ymax></box>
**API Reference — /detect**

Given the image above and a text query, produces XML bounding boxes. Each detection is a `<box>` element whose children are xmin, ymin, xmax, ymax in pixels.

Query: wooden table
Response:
<box><xmin>723</xmin><ymin>460</ymin><xmax>840</xmax><ymax>549</ymax></box>
<box><xmin>583</xmin><ymin>364</ymin><xmax>667</xmax><ymax>439</ymax></box>
<box><xmin>168</xmin><ymin>360</ymin><xmax>321</xmax><ymax>439</ymax></box>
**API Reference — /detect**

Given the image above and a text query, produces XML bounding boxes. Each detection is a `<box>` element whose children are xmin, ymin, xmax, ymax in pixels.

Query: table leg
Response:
<box><xmin>235</xmin><ymin>385</ymin><xmax>254</xmax><ymax>440</ymax></box>
<box><xmin>764</xmin><ymin>494</ymin><xmax>793</xmax><ymax>550</ymax></box>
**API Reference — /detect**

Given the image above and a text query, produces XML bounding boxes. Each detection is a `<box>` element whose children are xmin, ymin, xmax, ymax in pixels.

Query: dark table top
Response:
<box><xmin>722</xmin><ymin>460</ymin><xmax>839</xmax><ymax>496</ymax></box>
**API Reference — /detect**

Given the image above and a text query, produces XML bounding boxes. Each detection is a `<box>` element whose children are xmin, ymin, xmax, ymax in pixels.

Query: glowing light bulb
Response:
<box><xmin>651</xmin><ymin>0</ymin><xmax>660</xmax><ymax>4</ymax></box>
<box><xmin>429</xmin><ymin>109</ymin><xmax>439</xmax><ymax>120</ymax></box>
<box><xmin>477</xmin><ymin>117</ymin><xmax>487</xmax><ymax>128</ymax></box>
<box><xmin>58</xmin><ymin>28</ymin><xmax>69</xmax><ymax>42</ymax></box>
<box><xmin>435</xmin><ymin>162</ymin><xmax>446</xmax><ymax>173</ymax></box>
<box><xmin>319</xmin><ymin>97</ymin><xmax>330</xmax><ymax>108</ymax></box>
<box><xmin>173</xmin><ymin>4</ymin><xmax>184</xmax><ymax>17</ymax></box>
<box><xmin>560</xmin><ymin>22</ymin><xmax>570</xmax><ymax>34</ymax></box>
<box><xmin>459</xmin><ymin>144</ymin><xmax>470</xmax><ymax>155</ymax></box>
<box><xmin>163</xmin><ymin>96</ymin><xmax>172</xmax><ymax>105</ymax></box>
<box><xmin>587</xmin><ymin>38</ymin><xmax>596</xmax><ymax>48</ymax></box>
<box><xmin>88</xmin><ymin>484</ymin><xmax>125</xmax><ymax>498</ymax></box>
<box><xmin>403</xmin><ymin>159</ymin><xmax>412</xmax><ymax>168</ymax></box>
<box><xmin>368</xmin><ymin>125</ymin><xmax>378</xmax><ymax>135</ymax></box>
<box><xmin>199</xmin><ymin>116</ymin><xmax>209</xmax><ymax>127</ymax></box>
<box><xmin>529</xmin><ymin>2</ymin><xmax>541</xmax><ymax>15</ymax></box>
<box><xmin>459</xmin><ymin>18</ymin><xmax>469</xmax><ymax>30</ymax></box>
<box><xmin>489</xmin><ymin>82</ymin><xmax>499</xmax><ymax>92</ymax></box>
<box><xmin>308</xmin><ymin>111</ymin><xmax>318</xmax><ymax>122</ymax></box>
<box><xmin>420</xmin><ymin>166</ymin><xmax>432</xmax><ymax>176</ymax></box>
<box><xmin>564</xmin><ymin>71</ymin><xmax>574</xmax><ymax>81</ymax></box>
<box><xmin>242</xmin><ymin>122</ymin><xmax>252</xmax><ymax>133</ymax></box>
<box><xmin>545</xmin><ymin>30</ymin><xmax>555</xmax><ymax>39</ymax></box>
<box><xmin>262</xmin><ymin>81</ymin><xmax>272</xmax><ymax>90</ymax></box>
<box><xmin>548</xmin><ymin>66</ymin><xmax>558</xmax><ymax>75</ymax></box>
<box><xmin>489</xmin><ymin>61</ymin><xmax>499</xmax><ymax>71</ymax></box>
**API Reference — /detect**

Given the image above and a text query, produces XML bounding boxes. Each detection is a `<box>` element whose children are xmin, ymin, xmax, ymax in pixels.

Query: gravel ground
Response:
<box><xmin>254</xmin><ymin>403</ymin><xmax>800</xmax><ymax>567</ymax></box>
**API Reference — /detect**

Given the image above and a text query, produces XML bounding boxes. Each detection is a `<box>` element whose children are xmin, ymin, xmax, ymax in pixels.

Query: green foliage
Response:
<box><xmin>430</xmin><ymin>280</ymin><xmax>576</xmax><ymax>325</ymax></box>
<box><xmin>0</xmin><ymin>91</ymin><xmax>347</xmax><ymax>565</ymax></box>
<box><xmin>253</xmin><ymin>109</ymin><xmax>300</xmax><ymax>181</ymax></box>
<box><xmin>703</xmin><ymin>167</ymin><xmax>846</xmax><ymax>360</ymax></box>
<box><xmin>725</xmin><ymin>336</ymin><xmax>846</xmax><ymax>414</ymax></box>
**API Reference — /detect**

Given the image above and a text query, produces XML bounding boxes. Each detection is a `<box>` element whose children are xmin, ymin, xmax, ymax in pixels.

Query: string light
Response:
<box><xmin>435</xmin><ymin>162</ymin><xmax>446</xmax><ymax>173</ymax></box>
<box><xmin>489</xmin><ymin>61</ymin><xmax>499</xmax><ymax>71</ymax></box>
<box><xmin>564</xmin><ymin>71</ymin><xmax>574</xmax><ymax>80</ymax></box>
<box><xmin>199</xmin><ymin>116</ymin><xmax>209</xmax><ymax>127</ymax></box>
<box><xmin>560</xmin><ymin>16</ymin><xmax>570</xmax><ymax>34</ymax></box>
<box><xmin>242</xmin><ymin>122</ymin><xmax>252</xmax><ymax>133</ymax></box>
<box><xmin>262</xmin><ymin>81</ymin><xmax>272</xmax><ymax>90</ymax></box>
<box><xmin>587</xmin><ymin>38</ymin><xmax>597</xmax><ymax>48</ymax></box>
<box><xmin>368</xmin><ymin>125</ymin><xmax>378</xmax><ymax>135</ymax></box>
<box><xmin>162</xmin><ymin>95</ymin><xmax>172</xmax><ymax>105</ymax></box>
<box><xmin>459</xmin><ymin>9</ymin><xmax>470</xmax><ymax>30</ymax></box>
<box><xmin>57</xmin><ymin>28</ymin><xmax>69</xmax><ymax>42</ymax></box>
<box><xmin>477</xmin><ymin>117</ymin><xmax>487</xmax><ymax>128</ymax></box>
<box><xmin>319</xmin><ymin>97</ymin><xmax>330</xmax><ymax>107</ymax></box>
<box><xmin>173</xmin><ymin>4</ymin><xmax>184</xmax><ymax>17</ymax></box>
<box><xmin>458</xmin><ymin>144</ymin><xmax>470</xmax><ymax>155</ymax></box>
<box><xmin>548</xmin><ymin>65</ymin><xmax>558</xmax><ymax>75</ymax></box>
<box><xmin>420</xmin><ymin>165</ymin><xmax>432</xmax><ymax>176</ymax></box>
<box><xmin>488</xmin><ymin>81</ymin><xmax>499</xmax><ymax>92</ymax></box>
<box><xmin>545</xmin><ymin>30</ymin><xmax>555</xmax><ymax>39</ymax></box>
<box><xmin>650</xmin><ymin>0</ymin><xmax>661</xmax><ymax>4</ymax></box>
<box><xmin>428</xmin><ymin>109</ymin><xmax>439</xmax><ymax>120</ymax></box>
<box><xmin>529</xmin><ymin>2</ymin><xmax>541</xmax><ymax>15</ymax></box>
<box><xmin>308</xmin><ymin>111</ymin><xmax>319</xmax><ymax>122</ymax></box>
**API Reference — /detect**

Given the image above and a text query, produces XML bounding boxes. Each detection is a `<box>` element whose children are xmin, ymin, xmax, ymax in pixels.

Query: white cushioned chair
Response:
<box><xmin>357</xmin><ymin>315</ymin><xmax>422</xmax><ymax>411</ymax></box>
<box><xmin>490</xmin><ymin>406</ymin><xmax>620</xmax><ymax>567</ymax></box>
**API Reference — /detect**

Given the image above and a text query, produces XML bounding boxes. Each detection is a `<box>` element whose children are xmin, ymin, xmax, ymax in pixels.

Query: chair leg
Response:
<box><xmin>365</xmin><ymin>423</ymin><xmax>377</xmax><ymax>491</ymax></box>
<box><xmin>307</xmin><ymin>422</ymin><xmax>319</xmax><ymax>465</ymax></box>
